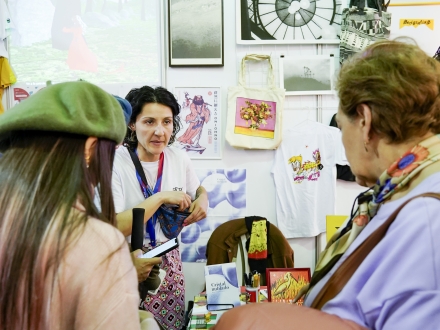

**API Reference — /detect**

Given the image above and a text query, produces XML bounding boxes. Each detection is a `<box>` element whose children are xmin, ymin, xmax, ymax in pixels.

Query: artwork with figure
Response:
<box><xmin>288</xmin><ymin>149</ymin><xmax>323</xmax><ymax>184</ymax></box>
<box><xmin>8</xmin><ymin>0</ymin><xmax>161</xmax><ymax>84</ymax></box>
<box><xmin>180</xmin><ymin>169</ymin><xmax>246</xmax><ymax>262</ymax></box>
<box><xmin>279</xmin><ymin>55</ymin><xmax>334</xmax><ymax>95</ymax></box>
<box><xmin>174</xmin><ymin>87</ymin><xmax>221</xmax><ymax>159</ymax></box>
<box><xmin>266</xmin><ymin>268</ymin><xmax>311</xmax><ymax>305</ymax></box>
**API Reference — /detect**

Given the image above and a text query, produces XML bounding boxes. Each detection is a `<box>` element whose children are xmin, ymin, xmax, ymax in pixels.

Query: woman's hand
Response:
<box><xmin>183</xmin><ymin>186</ymin><xmax>208</xmax><ymax>226</ymax></box>
<box><xmin>158</xmin><ymin>191</ymin><xmax>192</xmax><ymax>211</ymax></box>
<box><xmin>131</xmin><ymin>250</ymin><xmax>162</xmax><ymax>283</ymax></box>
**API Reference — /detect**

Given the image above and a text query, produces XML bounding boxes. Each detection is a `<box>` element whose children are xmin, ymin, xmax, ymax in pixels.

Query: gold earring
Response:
<box><xmin>85</xmin><ymin>155</ymin><xmax>90</xmax><ymax>168</ymax></box>
<box><xmin>364</xmin><ymin>141</ymin><xmax>369</xmax><ymax>152</ymax></box>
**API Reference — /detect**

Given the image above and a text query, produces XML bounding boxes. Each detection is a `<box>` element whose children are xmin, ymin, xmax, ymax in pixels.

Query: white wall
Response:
<box><xmin>165</xmin><ymin>1</ymin><xmax>365</xmax><ymax>308</ymax></box>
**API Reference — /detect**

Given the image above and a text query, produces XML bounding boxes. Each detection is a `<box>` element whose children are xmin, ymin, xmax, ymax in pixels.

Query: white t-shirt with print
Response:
<box><xmin>112</xmin><ymin>145</ymin><xmax>200</xmax><ymax>243</ymax></box>
<box><xmin>271</xmin><ymin>121</ymin><xmax>347</xmax><ymax>238</ymax></box>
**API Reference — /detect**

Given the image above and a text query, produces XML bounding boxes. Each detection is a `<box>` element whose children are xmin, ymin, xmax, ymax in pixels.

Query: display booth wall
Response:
<box><xmin>166</xmin><ymin>1</ymin><xmax>366</xmax><ymax>307</ymax></box>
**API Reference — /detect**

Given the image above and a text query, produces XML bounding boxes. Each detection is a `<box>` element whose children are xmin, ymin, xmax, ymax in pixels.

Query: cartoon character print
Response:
<box><xmin>288</xmin><ymin>149</ymin><xmax>324</xmax><ymax>184</ymax></box>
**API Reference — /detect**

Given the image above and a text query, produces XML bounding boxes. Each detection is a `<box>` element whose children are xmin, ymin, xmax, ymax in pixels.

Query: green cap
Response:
<box><xmin>0</xmin><ymin>81</ymin><xmax>126</xmax><ymax>144</ymax></box>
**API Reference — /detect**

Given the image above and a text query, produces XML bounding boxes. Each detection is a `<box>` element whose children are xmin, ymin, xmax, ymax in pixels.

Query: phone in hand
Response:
<box><xmin>141</xmin><ymin>238</ymin><xmax>179</xmax><ymax>258</ymax></box>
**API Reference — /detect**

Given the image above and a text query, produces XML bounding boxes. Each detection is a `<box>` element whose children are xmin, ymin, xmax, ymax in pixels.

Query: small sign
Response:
<box><xmin>326</xmin><ymin>215</ymin><xmax>348</xmax><ymax>242</ymax></box>
<box><xmin>400</xmin><ymin>18</ymin><xmax>434</xmax><ymax>30</ymax></box>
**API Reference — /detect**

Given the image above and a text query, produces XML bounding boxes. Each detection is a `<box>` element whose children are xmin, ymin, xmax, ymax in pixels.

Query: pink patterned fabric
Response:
<box><xmin>140</xmin><ymin>248</ymin><xmax>185</xmax><ymax>330</ymax></box>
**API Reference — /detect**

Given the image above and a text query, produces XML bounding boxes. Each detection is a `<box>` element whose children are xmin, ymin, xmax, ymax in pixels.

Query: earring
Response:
<box><xmin>364</xmin><ymin>141</ymin><xmax>369</xmax><ymax>152</ymax></box>
<box><xmin>129</xmin><ymin>129</ymin><xmax>137</xmax><ymax>142</ymax></box>
<box><xmin>85</xmin><ymin>155</ymin><xmax>90</xmax><ymax>168</ymax></box>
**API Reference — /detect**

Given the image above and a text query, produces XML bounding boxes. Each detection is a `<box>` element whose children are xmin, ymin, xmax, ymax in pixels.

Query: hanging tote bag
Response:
<box><xmin>226</xmin><ymin>54</ymin><xmax>284</xmax><ymax>150</ymax></box>
<box><xmin>339</xmin><ymin>0</ymin><xmax>391</xmax><ymax>65</ymax></box>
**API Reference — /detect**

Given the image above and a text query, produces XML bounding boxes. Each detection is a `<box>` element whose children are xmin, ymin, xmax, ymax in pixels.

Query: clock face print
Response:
<box><xmin>243</xmin><ymin>0</ymin><xmax>342</xmax><ymax>42</ymax></box>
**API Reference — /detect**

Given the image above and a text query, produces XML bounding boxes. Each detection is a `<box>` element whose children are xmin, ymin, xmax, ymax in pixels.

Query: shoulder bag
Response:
<box><xmin>311</xmin><ymin>192</ymin><xmax>440</xmax><ymax>309</ymax></box>
<box><xmin>127</xmin><ymin>147</ymin><xmax>191</xmax><ymax>240</ymax></box>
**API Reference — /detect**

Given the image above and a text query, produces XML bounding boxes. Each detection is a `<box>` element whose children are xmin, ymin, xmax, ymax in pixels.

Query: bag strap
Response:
<box><xmin>239</xmin><ymin>54</ymin><xmax>275</xmax><ymax>89</ymax></box>
<box><xmin>311</xmin><ymin>192</ymin><xmax>440</xmax><ymax>310</ymax></box>
<box><xmin>127</xmin><ymin>147</ymin><xmax>150</xmax><ymax>190</ymax></box>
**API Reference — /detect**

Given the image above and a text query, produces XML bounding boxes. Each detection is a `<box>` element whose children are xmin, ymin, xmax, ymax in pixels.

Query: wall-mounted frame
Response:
<box><xmin>236</xmin><ymin>0</ymin><xmax>343</xmax><ymax>45</ymax></box>
<box><xmin>173</xmin><ymin>87</ymin><xmax>222</xmax><ymax>159</ymax></box>
<box><xmin>168</xmin><ymin>0</ymin><xmax>224</xmax><ymax>67</ymax></box>
<box><xmin>279</xmin><ymin>54</ymin><xmax>335</xmax><ymax>95</ymax></box>
<box><xmin>266</xmin><ymin>268</ymin><xmax>311</xmax><ymax>305</ymax></box>
<box><xmin>389</xmin><ymin>1</ymin><xmax>440</xmax><ymax>6</ymax></box>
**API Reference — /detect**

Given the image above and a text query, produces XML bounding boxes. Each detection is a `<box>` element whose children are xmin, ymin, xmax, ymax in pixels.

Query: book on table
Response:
<box><xmin>204</xmin><ymin>262</ymin><xmax>241</xmax><ymax>311</ymax></box>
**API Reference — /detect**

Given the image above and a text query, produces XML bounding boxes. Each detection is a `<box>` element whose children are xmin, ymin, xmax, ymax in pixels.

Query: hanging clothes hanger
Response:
<box><xmin>289</xmin><ymin>106</ymin><xmax>319</xmax><ymax>130</ymax></box>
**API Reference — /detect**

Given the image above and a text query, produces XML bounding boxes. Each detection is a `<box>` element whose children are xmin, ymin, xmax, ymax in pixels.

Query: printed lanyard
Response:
<box><xmin>134</xmin><ymin>149</ymin><xmax>164</xmax><ymax>247</ymax></box>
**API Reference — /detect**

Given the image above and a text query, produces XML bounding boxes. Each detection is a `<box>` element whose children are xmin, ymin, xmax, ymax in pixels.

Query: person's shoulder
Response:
<box><xmin>409</xmin><ymin>172</ymin><xmax>440</xmax><ymax>202</ymax></box>
<box><xmin>391</xmin><ymin>175</ymin><xmax>440</xmax><ymax>224</ymax></box>
<box><xmin>114</xmin><ymin>146</ymin><xmax>132</xmax><ymax>167</ymax></box>
<box><xmin>62</xmin><ymin>214</ymin><xmax>129</xmax><ymax>281</ymax></box>
<box><xmin>82</xmin><ymin>217</ymin><xmax>126</xmax><ymax>255</ymax></box>
<box><xmin>165</xmin><ymin>145</ymin><xmax>190</xmax><ymax>161</ymax></box>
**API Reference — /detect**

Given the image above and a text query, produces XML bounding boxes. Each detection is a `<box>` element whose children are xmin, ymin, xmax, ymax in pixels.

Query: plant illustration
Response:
<box><xmin>239</xmin><ymin>100</ymin><xmax>273</xmax><ymax>130</ymax></box>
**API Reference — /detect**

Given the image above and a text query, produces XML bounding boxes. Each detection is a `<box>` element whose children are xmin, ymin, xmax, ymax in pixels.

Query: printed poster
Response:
<box><xmin>181</xmin><ymin>169</ymin><xmax>247</xmax><ymax>262</ymax></box>
<box><xmin>173</xmin><ymin>87</ymin><xmax>221</xmax><ymax>159</ymax></box>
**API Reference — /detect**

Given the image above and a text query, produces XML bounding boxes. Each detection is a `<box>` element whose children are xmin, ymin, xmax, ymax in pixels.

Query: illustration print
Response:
<box><xmin>268</xmin><ymin>269</ymin><xmax>310</xmax><ymax>305</ymax></box>
<box><xmin>288</xmin><ymin>149</ymin><xmax>323</xmax><ymax>183</ymax></box>
<box><xmin>178</xmin><ymin>95</ymin><xmax>211</xmax><ymax>154</ymax></box>
<box><xmin>174</xmin><ymin>87</ymin><xmax>221</xmax><ymax>159</ymax></box>
<box><xmin>234</xmin><ymin>97</ymin><xmax>276</xmax><ymax>139</ymax></box>
<box><xmin>180</xmin><ymin>169</ymin><xmax>246</xmax><ymax>262</ymax></box>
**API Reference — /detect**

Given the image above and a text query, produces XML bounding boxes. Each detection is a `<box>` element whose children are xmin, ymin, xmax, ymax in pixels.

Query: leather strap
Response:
<box><xmin>311</xmin><ymin>192</ymin><xmax>440</xmax><ymax>310</ymax></box>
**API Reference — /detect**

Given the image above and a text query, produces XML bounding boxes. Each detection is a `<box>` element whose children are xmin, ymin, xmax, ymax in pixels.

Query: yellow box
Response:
<box><xmin>326</xmin><ymin>215</ymin><xmax>348</xmax><ymax>242</ymax></box>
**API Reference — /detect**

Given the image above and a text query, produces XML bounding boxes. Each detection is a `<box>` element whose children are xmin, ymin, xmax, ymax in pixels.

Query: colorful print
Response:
<box><xmin>267</xmin><ymin>268</ymin><xmax>311</xmax><ymax>305</ymax></box>
<box><xmin>387</xmin><ymin>145</ymin><xmax>429</xmax><ymax>177</ymax></box>
<box><xmin>234</xmin><ymin>97</ymin><xmax>276</xmax><ymax>139</ymax></box>
<box><xmin>140</xmin><ymin>248</ymin><xmax>185</xmax><ymax>330</ymax></box>
<box><xmin>288</xmin><ymin>149</ymin><xmax>323</xmax><ymax>183</ymax></box>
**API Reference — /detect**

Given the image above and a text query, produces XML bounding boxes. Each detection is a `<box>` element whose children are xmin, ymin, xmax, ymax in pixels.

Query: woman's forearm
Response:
<box><xmin>116</xmin><ymin>194</ymin><xmax>164</xmax><ymax>237</ymax></box>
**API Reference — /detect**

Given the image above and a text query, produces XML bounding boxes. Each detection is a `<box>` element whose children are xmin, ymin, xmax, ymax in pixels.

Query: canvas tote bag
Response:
<box><xmin>226</xmin><ymin>54</ymin><xmax>284</xmax><ymax>150</ymax></box>
<box><xmin>340</xmin><ymin>0</ymin><xmax>391</xmax><ymax>65</ymax></box>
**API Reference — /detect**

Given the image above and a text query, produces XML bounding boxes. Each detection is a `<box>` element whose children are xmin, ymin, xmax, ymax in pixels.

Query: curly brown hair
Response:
<box><xmin>124</xmin><ymin>86</ymin><xmax>182</xmax><ymax>149</ymax></box>
<box><xmin>336</xmin><ymin>38</ymin><xmax>440</xmax><ymax>144</ymax></box>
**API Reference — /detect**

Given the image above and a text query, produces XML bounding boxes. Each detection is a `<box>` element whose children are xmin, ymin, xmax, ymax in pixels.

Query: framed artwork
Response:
<box><xmin>168</xmin><ymin>0</ymin><xmax>224</xmax><ymax>67</ymax></box>
<box><xmin>389</xmin><ymin>0</ymin><xmax>440</xmax><ymax>5</ymax></box>
<box><xmin>266</xmin><ymin>268</ymin><xmax>311</xmax><ymax>305</ymax></box>
<box><xmin>236</xmin><ymin>0</ymin><xmax>343</xmax><ymax>44</ymax></box>
<box><xmin>279</xmin><ymin>55</ymin><xmax>335</xmax><ymax>95</ymax></box>
<box><xmin>173</xmin><ymin>87</ymin><xmax>222</xmax><ymax>159</ymax></box>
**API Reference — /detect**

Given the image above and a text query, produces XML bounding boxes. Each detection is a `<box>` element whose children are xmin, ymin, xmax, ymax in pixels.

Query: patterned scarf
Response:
<box><xmin>296</xmin><ymin>134</ymin><xmax>440</xmax><ymax>302</ymax></box>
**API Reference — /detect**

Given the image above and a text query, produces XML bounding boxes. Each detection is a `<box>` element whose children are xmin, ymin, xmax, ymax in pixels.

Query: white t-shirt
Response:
<box><xmin>112</xmin><ymin>146</ymin><xmax>200</xmax><ymax>243</ymax></box>
<box><xmin>271</xmin><ymin>121</ymin><xmax>347</xmax><ymax>238</ymax></box>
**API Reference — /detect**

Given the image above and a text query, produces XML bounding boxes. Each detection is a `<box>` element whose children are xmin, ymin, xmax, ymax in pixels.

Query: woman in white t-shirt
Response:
<box><xmin>113</xmin><ymin>86</ymin><xmax>208</xmax><ymax>330</ymax></box>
